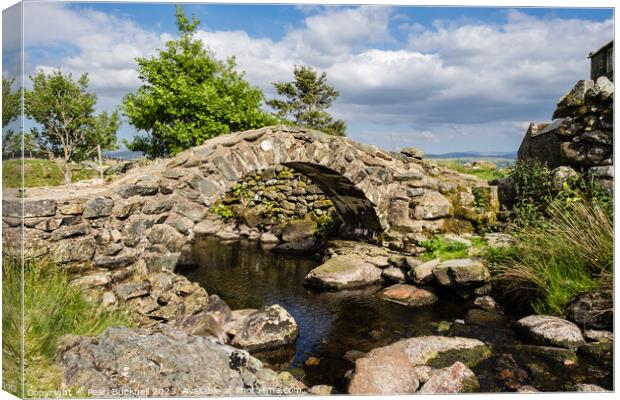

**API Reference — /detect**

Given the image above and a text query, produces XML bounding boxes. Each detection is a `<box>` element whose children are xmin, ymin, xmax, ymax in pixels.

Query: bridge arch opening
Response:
<box><xmin>283</xmin><ymin>162</ymin><xmax>383</xmax><ymax>237</ymax></box>
<box><xmin>215</xmin><ymin>162</ymin><xmax>383</xmax><ymax>240</ymax></box>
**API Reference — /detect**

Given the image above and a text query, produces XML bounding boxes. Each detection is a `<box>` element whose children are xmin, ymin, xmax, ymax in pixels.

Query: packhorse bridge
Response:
<box><xmin>3</xmin><ymin>125</ymin><xmax>498</xmax><ymax>271</ymax></box>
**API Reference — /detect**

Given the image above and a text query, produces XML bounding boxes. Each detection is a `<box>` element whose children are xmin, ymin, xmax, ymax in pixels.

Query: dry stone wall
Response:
<box><xmin>518</xmin><ymin>77</ymin><xmax>614</xmax><ymax>191</ymax></box>
<box><xmin>3</xmin><ymin>126</ymin><xmax>499</xmax><ymax>269</ymax></box>
<box><xmin>214</xmin><ymin>165</ymin><xmax>338</xmax><ymax>234</ymax></box>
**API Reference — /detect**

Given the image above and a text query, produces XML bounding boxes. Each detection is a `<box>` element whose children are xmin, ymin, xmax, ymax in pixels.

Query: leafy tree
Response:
<box><xmin>267</xmin><ymin>65</ymin><xmax>347</xmax><ymax>136</ymax></box>
<box><xmin>2</xmin><ymin>131</ymin><xmax>21</xmax><ymax>157</ymax></box>
<box><xmin>2</xmin><ymin>75</ymin><xmax>21</xmax><ymax>156</ymax></box>
<box><xmin>122</xmin><ymin>6</ymin><xmax>274</xmax><ymax>158</ymax></box>
<box><xmin>24</xmin><ymin>70</ymin><xmax>97</xmax><ymax>184</ymax></box>
<box><xmin>2</xmin><ymin>75</ymin><xmax>20</xmax><ymax>128</ymax></box>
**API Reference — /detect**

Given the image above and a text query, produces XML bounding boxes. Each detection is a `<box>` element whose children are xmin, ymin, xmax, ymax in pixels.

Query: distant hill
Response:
<box><xmin>105</xmin><ymin>149</ymin><xmax>144</xmax><ymax>160</ymax></box>
<box><xmin>426</xmin><ymin>151</ymin><xmax>517</xmax><ymax>160</ymax></box>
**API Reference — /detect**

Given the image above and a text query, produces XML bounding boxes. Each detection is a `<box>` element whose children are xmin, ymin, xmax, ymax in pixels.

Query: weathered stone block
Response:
<box><xmin>83</xmin><ymin>197</ymin><xmax>114</xmax><ymax>219</ymax></box>
<box><xmin>3</xmin><ymin>199</ymin><xmax>57</xmax><ymax>218</ymax></box>
<box><xmin>53</xmin><ymin>238</ymin><xmax>96</xmax><ymax>264</ymax></box>
<box><xmin>58</xmin><ymin>201</ymin><xmax>84</xmax><ymax>215</ymax></box>
<box><xmin>116</xmin><ymin>176</ymin><xmax>160</xmax><ymax>198</ymax></box>
<box><xmin>141</xmin><ymin>199</ymin><xmax>173</xmax><ymax>215</ymax></box>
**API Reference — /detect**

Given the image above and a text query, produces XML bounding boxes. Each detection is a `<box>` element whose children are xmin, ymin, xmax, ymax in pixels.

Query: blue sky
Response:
<box><xmin>5</xmin><ymin>1</ymin><xmax>615</xmax><ymax>153</ymax></box>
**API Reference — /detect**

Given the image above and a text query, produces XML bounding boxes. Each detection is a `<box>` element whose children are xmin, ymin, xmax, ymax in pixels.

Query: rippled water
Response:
<box><xmin>180</xmin><ymin>237</ymin><xmax>612</xmax><ymax>392</ymax></box>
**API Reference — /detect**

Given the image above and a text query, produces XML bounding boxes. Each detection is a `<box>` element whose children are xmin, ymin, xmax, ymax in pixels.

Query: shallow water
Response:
<box><xmin>180</xmin><ymin>237</ymin><xmax>612</xmax><ymax>392</ymax></box>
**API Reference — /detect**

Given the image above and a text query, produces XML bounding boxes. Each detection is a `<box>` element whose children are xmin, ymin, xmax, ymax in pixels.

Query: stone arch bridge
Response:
<box><xmin>3</xmin><ymin>126</ymin><xmax>498</xmax><ymax>271</ymax></box>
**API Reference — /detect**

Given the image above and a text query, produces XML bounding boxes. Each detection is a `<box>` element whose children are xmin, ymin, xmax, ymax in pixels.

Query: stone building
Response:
<box><xmin>589</xmin><ymin>40</ymin><xmax>613</xmax><ymax>81</ymax></box>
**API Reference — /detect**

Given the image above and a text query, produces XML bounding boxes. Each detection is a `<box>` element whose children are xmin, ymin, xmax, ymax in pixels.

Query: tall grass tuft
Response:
<box><xmin>2</xmin><ymin>253</ymin><xmax>23</xmax><ymax>397</ymax></box>
<box><xmin>2</xmin><ymin>256</ymin><xmax>134</xmax><ymax>395</ymax></box>
<box><xmin>492</xmin><ymin>198</ymin><xmax>613</xmax><ymax>315</ymax></box>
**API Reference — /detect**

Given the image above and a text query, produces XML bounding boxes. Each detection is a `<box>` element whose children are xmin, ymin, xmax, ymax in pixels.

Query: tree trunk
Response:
<box><xmin>97</xmin><ymin>143</ymin><xmax>104</xmax><ymax>182</ymax></box>
<box><xmin>63</xmin><ymin>156</ymin><xmax>72</xmax><ymax>185</ymax></box>
<box><xmin>64</xmin><ymin>148</ymin><xmax>73</xmax><ymax>185</ymax></box>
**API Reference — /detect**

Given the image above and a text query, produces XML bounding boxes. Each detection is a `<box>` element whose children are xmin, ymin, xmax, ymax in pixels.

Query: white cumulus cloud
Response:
<box><xmin>17</xmin><ymin>3</ymin><xmax>614</xmax><ymax>152</ymax></box>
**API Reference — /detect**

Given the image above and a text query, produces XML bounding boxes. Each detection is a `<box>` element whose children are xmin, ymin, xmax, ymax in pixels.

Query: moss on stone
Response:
<box><xmin>425</xmin><ymin>344</ymin><xmax>493</xmax><ymax>369</ymax></box>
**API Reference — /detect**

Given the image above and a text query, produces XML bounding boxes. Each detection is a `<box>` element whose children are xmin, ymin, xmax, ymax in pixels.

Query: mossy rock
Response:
<box><xmin>425</xmin><ymin>343</ymin><xmax>493</xmax><ymax>369</ymax></box>
<box><xmin>578</xmin><ymin>341</ymin><xmax>613</xmax><ymax>365</ymax></box>
<box><xmin>443</xmin><ymin>218</ymin><xmax>475</xmax><ymax>234</ymax></box>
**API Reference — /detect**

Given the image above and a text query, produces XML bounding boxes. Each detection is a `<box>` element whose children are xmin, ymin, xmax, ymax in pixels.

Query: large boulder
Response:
<box><xmin>56</xmin><ymin>326</ymin><xmax>303</xmax><ymax>396</ymax></box>
<box><xmin>347</xmin><ymin>336</ymin><xmax>490</xmax><ymax>395</ymax></box>
<box><xmin>395</xmin><ymin>336</ymin><xmax>492</xmax><ymax>368</ymax></box>
<box><xmin>304</xmin><ymin>255</ymin><xmax>382</xmax><ymax>290</ymax></box>
<box><xmin>515</xmin><ymin>315</ymin><xmax>585</xmax><ymax>350</ymax></box>
<box><xmin>379</xmin><ymin>284</ymin><xmax>438</xmax><ymax>308</ymax></box>
<box><xmin>231</xmin><ymin>305</ymin><xmax>298</xmax><ymax>352</ymax></box>
<box><xmin>348</xmin><ymin>343</ymin><xmax>420</xmax><ymax>394</ymax></box>
<box><xmin>223</xmin><ymin>309</ymin><xmax>259</xmax><ymax>337</ymax></box>
<box><xmin>409</xmin><ymin>259</ymin><xmax>439</xmax><ymax>285</ymax></box>
<box><xmin>432</xmin><ymin>258</ymin><xmax>490</xmax><ymax>287</ymax></box>
<box><xmin>417</xmin><ymin>362</ymin><xmax>479</xmax><ymax>394</ymax></box>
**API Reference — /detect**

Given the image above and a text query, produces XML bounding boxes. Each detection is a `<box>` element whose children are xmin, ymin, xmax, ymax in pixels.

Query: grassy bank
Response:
<box><xmin>2</xmin><ymin>256</ymin><xmax>133</xmax><ymax>396</ymax></box>
<box><xmin>491</xmin><ymin>199</ymin><xmax>612</xmax><ymax>315</ymax></box>
<box><xmin>433</xmin><ymin>159</ymin><xmax>509</xmax><ymax>182</ymax></box>
<box><xmin>2</xmin><ymin>159</ymin><xmax>98</xmax><ymax>188</ymax></box>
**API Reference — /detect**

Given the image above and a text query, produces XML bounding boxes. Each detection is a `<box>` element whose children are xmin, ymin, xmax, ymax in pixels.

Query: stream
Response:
<box><xmin>179</xmin><ymin>237</ymin><xmax>612</xmax><ymax>392</ymax></box>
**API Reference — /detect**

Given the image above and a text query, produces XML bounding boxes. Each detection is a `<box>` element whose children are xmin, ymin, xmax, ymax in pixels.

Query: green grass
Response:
<box><xmin>434</xmin><ymin>159</ymin><xmax>508</xmax><ymax>182</ymax></box>
<box><xmin>419</xmin><ymin>235</ymin><xmax>485</xmax><ymax>261</ymax></box>
<box><xmin>2</xmin><ymin>256</ymin><xmax>134</xmax><ymax>396</ymax></box>
<box><xmin>2</xmin><ymin>159</ymin><xmax>98</xmax><ymax>188</ymax></box>
<box><xmin>491</xmin><ymin>199</ymin><xmax>612</xmax><ymax>315</ymax></box>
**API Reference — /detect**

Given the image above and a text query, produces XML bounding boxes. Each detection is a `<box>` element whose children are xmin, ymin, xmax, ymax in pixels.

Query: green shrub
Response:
<box><xmin>210</xmin><ymin>202</ymin><xmax>235</xmax><ymax>220</ymax></box>
<box><xmin>2</xmin><ymin>256</ymin><xmax>133</xmax><ymax>396</ymax></box>
<box><xmin>491</xmin><ymin>198</ymin><xmax>612</xmax><ymax>315</ymax></box>
<box><xmin>508</xmin><ymin>160</ymin><xmax>612</xmax><ymax>226</ymax></box>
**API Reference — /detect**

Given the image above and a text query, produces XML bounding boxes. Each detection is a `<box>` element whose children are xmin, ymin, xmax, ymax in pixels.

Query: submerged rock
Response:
<box><xmin>304</xmin><ymin>255</ymin><xmax>382</xmax><ymax>290</ymax></box>
<box><xmin>231</xmin><ymin>305</ymin><xmax>298</xmax><ymax>352</ymax></box>
<box><xmin>464</xmin><ymin>309</ymin><xmax>506</xmax><ymax>328</ymax></box>
<box><xmin>578</xmin><ymin>340</ymin><xmax>613</xmax><ymax>364</ymax></box>
<box><xmin>379</xmin><ymin>284</ymin><xmax>438</xmax><ymax>308</ymax></box>
<box><xmin>417</xmin><ymin>362</ymin><xmax>479</xmax><ymax>394</ymax></box>
<box><xmin>515</xmin><ymin>315</ymin><xmax>585</xmax><ymax>350</ymax></box>
<box><xmin>516</xmin><ymin>344</ymin><xmax>577</xmax><ymax>366</ymax></box>
<box><xmin>494</xmin><ymin>353</ymin><xmax>528</xmax><ymax>391</ymax></box>
<box><xmin>57</xmin><ymin>326</ymin><xmax>302</xmax><ymax>396</ymax></box>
